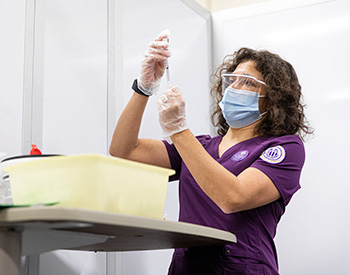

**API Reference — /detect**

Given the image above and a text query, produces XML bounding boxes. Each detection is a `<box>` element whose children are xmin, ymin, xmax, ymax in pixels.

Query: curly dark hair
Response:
<box><xmin>210</xmin><ymin>47</ymin><xmax>313</xmax><ymax>140</ymax></box>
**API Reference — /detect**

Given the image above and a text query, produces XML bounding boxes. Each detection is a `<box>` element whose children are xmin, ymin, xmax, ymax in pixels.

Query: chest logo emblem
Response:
<box><xmin>231</xmin><ymin>150</ymin><xmax>249</xmax><ymax>162</ymax></box>
<box><xmin>260</xmin><ymin>145</ymin><xmax>286</xmax><ymax>164</ymax></box>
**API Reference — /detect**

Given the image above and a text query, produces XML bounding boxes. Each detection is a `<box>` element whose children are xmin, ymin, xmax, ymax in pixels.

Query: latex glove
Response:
<box><xmin>157</xmin><ymin>86</ymin><xmax>188</xmax><ymax>144</ymax></box>
<box><xmin>138</xmin><ymin>29</ymin><xmax>171</xmax><ymax>96</ymax></box>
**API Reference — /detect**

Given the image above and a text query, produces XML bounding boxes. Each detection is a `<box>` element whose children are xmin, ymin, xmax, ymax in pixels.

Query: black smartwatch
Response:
<box><xmin>132</xmin><ymin>79</ymin><xmax>149</xmax><ymax>97</ymax></box>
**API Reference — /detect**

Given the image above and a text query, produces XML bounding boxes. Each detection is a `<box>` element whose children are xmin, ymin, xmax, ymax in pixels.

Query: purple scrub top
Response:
<box><xmin>163</xmin><ymin>134</ymin><xmax>305</xmax><ymax>275</ymax></box>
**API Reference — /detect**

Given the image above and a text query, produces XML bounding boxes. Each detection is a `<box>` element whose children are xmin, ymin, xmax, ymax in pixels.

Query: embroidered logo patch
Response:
<box><xmin>260</xmin><ymin>146</ymin><xmax>286</xmax><ymax>164</ymax></box>
<box><xmin>231</xmin><ymin>150</ymin><xmax>249</xmax><ymax>162</ymax></box>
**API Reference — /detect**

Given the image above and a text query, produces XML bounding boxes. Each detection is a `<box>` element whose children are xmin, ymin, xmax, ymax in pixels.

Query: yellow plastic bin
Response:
<box><xmin>3</xmin><ymin>154</ymin><xmax>175</xmax><ymax>219</ymax></box>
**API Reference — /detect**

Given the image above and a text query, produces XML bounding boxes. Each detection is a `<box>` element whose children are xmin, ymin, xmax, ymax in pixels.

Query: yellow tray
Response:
<box><xmin>4</xmin><ymin>154</ymin><xmax>174</xmax><ymax>219</ymax></box>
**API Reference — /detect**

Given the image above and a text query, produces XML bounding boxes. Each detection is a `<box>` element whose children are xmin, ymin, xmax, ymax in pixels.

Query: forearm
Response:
<box><xmin>171</xmin><ymin>130</ymin><xmax>242</xmax><ymax>213</ymax></box>
<box><xmin>109</xmin><ymin>92</ymin><xmax>149</xmax><ymax>158</ymax></box>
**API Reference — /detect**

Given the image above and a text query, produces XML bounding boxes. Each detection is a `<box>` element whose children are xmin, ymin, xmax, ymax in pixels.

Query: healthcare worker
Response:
<box><xmin>109</xmin><ymin>30</ymin><xmax>313</xmax><ymax>275</ymax></box>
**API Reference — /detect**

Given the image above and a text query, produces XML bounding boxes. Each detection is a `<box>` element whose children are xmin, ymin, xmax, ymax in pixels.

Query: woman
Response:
<box><xmin>109</xmin><ymin>30</ymin><xmax>312</xmax><ymax>275</ymax></box>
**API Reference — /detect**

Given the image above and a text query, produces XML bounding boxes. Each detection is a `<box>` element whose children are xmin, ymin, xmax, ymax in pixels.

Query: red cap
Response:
<box><xmin>30</xmin><ymin>144</ymin><xmax>42</xmax><ymax>155</ymax></box>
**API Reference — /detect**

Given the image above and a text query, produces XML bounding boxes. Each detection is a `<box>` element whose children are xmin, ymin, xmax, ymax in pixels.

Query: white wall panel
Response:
<box><xmin>213</xmin><ymin>0</ymin><xmax>350</xmax><ymax>274</ymax></box>
<box><xmin>0</xmin><ymin>0</ymin><xmax>26</xmax><ymax>157</ymax></box>
<box><xmin>41</xmin><ymin>0</ymin><xmax>108</xmax><ymax>155</ymax></box>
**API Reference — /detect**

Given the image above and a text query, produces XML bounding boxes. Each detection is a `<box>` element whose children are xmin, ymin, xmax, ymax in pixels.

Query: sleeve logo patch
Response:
<box><xmin>260</xmin><ymin>145</ymin><xmax>286</xmax><ymax>164</ymax></box>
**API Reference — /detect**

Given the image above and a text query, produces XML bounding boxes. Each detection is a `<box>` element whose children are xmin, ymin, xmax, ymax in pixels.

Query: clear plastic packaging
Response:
<box><xmin>0</xmin><ymin>152</ymin><xmax>13</xmax><ymax>205</ymax></box>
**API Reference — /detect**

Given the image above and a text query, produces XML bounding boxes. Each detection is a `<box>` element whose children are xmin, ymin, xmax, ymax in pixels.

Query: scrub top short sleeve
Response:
<box><xmin>250</xmin><ymin>135</ymin><xmax>305</xmax><ymax>206</ymax></box>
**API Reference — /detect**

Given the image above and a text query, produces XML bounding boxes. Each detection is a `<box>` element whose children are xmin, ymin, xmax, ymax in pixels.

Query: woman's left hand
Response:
<box><xmin>157</xmin><ymin>86</ymin><xmax>188</xmax><ymax>143</ymax></box>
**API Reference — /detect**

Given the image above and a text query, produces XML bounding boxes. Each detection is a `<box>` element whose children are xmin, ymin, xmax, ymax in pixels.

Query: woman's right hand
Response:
<box><xmin>138</xmin><ymin>29</ymin><xmax>171</xmax><ymax>96</ymax></box>
<box><xmin>157</xmin><ymin>86</ymin><xmax>188</xmax><ymax>143</ymax></box>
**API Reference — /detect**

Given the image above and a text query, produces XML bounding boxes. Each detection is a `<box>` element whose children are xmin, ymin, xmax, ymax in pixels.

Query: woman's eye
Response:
<box><xmin>229</xmin><ymin>77</ymin><xmax>237</xmax><ymax>84</ymax></box>
<box><xmin>245</xmin><ymin>80</ymin><xmax>257</xmax><ymax>87</ymax></box>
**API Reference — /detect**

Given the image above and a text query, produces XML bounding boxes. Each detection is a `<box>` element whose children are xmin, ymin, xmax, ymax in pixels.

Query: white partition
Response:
<box><xmin>0</xmin><ymin>0</ymin><xmax>26</xmax><ymax>157</ymax></box>
<box><xmin>212</xmin><ymin>0</ymin><xmax>350</xmax><ymax>274</ymax></box>
<box><xmin>41</xmin><ymin>0</ymin><xmax>108</xmax><ymax>155</ymax></box>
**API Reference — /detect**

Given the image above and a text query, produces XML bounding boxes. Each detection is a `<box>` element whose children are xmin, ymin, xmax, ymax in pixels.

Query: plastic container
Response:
<box><xmin>1</xmin><ymin>154</ymin><xmax>61</xmax><ymax>205</ymax></box>
<box><xmin>3</xmin><ymin>154</ymin><xmax>175</xmax><ymax>219</ymax></box>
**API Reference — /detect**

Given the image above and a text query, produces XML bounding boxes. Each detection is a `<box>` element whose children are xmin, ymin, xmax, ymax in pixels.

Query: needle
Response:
<box><xmin>164</xmin><ymin>38</ymin><xmax>170</xmax><ymax>88</ymax></box>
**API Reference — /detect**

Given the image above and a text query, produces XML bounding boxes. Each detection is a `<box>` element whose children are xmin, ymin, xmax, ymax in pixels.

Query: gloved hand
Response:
<box><xmin>138</xmin><ymin>29</ymin><xmax>171</xmax><ymax>96</ymax></box>
<box><xmin>157</xmin><ymin>86</ymin><xmax>188</xmax><ymax>144</ymax></box>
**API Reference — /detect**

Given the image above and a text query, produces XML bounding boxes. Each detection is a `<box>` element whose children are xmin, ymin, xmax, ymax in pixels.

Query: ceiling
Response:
<box><xmin>194</xmin><ymin>0</ymin><xmax>272</xmax><ymax>12</ymax></box>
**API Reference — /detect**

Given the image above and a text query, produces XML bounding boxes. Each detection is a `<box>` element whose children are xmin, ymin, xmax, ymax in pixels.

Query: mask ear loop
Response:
<box><xmin>260</xmin><ymin>111</ymin><xmax>268</xmax><ymax>117</ymax></box>
<box><xmin>258</xmin><ymin>93</ymin><xmax>269</xmax><ymax>118</ymax></box>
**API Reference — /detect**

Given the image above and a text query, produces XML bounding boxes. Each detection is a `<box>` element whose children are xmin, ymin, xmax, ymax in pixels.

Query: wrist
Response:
<box><xmin>132</xmin><ymin>79</ymin><xmax>150</xmax><ymax>97</ymax></box>
<box><xmin>137</xmin><ymin>78</ymin><xmax>161</xmax><ymax>96</ymax></box>
<box><xmin>168</xmin><ymin>128</ymin><xmax>190</xmax><ymax>143</ymax></box>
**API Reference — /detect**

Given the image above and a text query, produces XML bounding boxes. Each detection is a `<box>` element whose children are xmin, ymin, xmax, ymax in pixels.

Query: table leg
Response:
<box><xmin>0</xmin><ymin>229</ymin><xmax>21</xmax><ymax>275</ymax></box>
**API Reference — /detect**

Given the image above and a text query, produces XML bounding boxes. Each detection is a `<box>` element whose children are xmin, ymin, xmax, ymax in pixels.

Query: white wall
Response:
<box><xmin>42</xmin><ymin>0</ymin><xmax>108</xmax><ymax>155</ymax></box>
<box><xmin>212</xmin><ymin>0</ymin><xmax>350</xmax><ymax>274</ymax></box>
<box><xmin>0</xmin><ymin>0</ymin><xmax>25</xmax><ymax>157</ymax></box>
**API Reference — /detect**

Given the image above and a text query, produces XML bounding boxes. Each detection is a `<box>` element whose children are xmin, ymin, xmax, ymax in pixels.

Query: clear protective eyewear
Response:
<box><xmin>221</xmin><ymin>73</ymin><xmax>267</xmax><ymax>95</ymax></box>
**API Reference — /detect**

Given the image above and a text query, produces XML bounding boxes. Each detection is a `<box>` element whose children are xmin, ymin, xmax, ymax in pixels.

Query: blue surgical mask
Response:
<box><xmin>219</xmin><ymin>87</ymin><xmax>266</xmax><ymax>129</ymax></box>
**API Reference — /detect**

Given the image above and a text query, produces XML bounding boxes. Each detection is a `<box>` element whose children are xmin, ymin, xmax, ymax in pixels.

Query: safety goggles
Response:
<box><xmin>221</xmin><ymin>73</ymin><xmax>267</xmax><ymax>94</ymax></box>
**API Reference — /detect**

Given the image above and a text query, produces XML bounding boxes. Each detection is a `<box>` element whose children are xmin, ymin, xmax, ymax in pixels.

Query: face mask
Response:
<box><xmin>219</xmin><ymin>87</ymin><xmax>266</xmax><ymax>129</ymax></box>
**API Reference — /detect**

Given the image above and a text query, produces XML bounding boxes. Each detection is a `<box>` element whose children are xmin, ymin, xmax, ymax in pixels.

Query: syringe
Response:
<box><xmin>164</xmin><ymin>38</ymin><xmax>170</xmax><ymax>88</ymax></box>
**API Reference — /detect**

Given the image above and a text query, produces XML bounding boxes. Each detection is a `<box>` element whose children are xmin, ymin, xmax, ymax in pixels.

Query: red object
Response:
<box><xmin>30</xmin><ymin>144</ymin><xmax>42</xmax><ymax>155</ymax></box>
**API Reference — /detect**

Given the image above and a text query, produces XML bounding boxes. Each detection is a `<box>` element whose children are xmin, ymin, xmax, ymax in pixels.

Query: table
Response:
<box><xmin>0</xmin><ymin>206</ymin><xmax>236</xmax><ymax>275</ymax></box>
